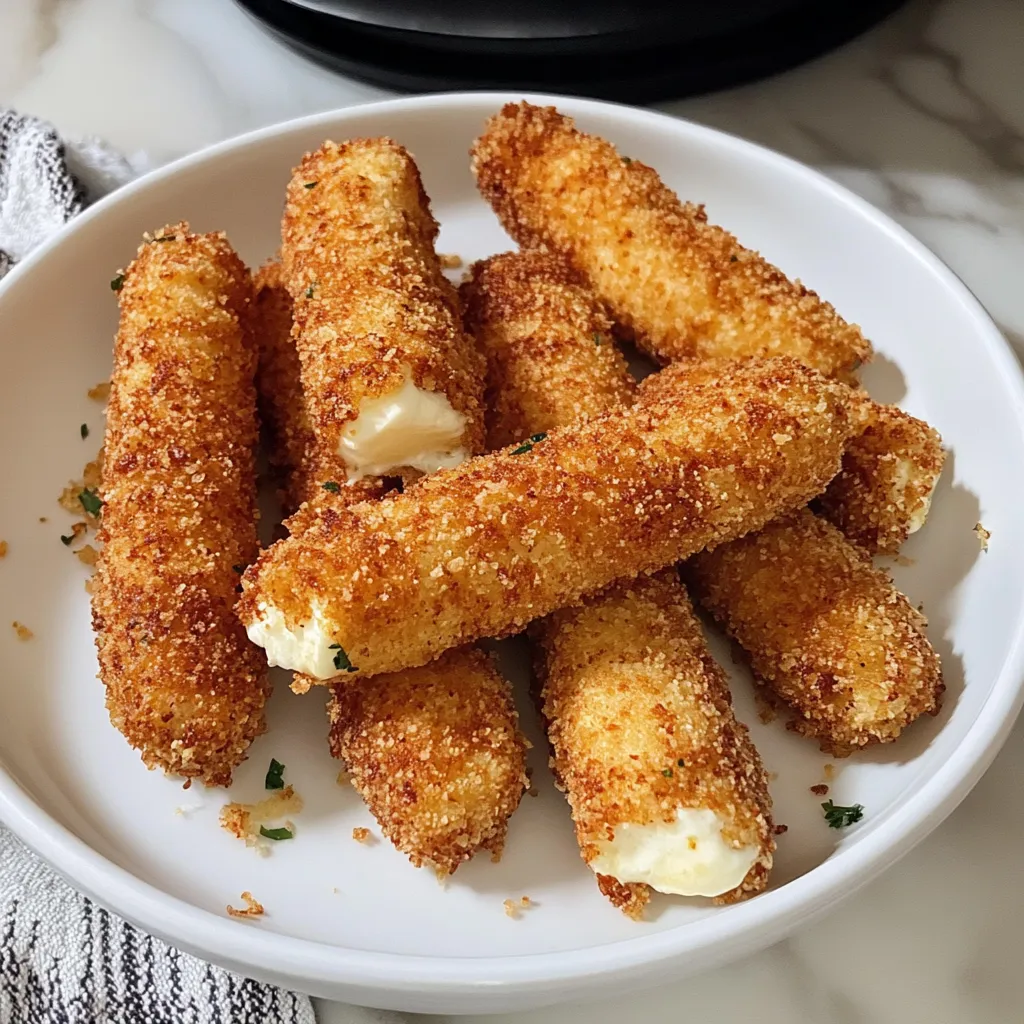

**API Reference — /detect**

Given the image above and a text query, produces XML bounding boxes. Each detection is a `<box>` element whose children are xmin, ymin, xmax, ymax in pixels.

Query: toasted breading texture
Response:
<box><xmin>460</xmin><ymin>251</ymin><xmax>635</xmax><ymax>449</ymax></box>
<box><xmin>280</xmin><ymin>138</ymin><xmax>485</xmax><ymax>477</ymax></box>
<box><xmin>250</xmin><ymin>260</ymin><xmax>527</xmax><ymax>873</ymax></box>
<box><xmin>686</xmin><ymin>508</ymin><xmax>943</xmax><ymax>755</ymax></box>
<box><xmin>239</xmin><ymin>357</ymin><xmax>852</xmax><ymax>680</ymax></box>
<box><xmin>92</xmin><ymin>222</ymin><xmax>269</xmax><ymax>786</ymax></box>
<box><xmin>470</xmin><ymin>103</ymin><xmax>871</xmax><ymax>383</ymax></box>
<box><xmin>328</xmin><ymin>646</ymin><xmax>528</xmax><ymax>875</ymax></box>
<box><xmin>252</xmin><ymin>261</ymin><xmax>385</xmax><ymax>519</ymax></box>
<box><xmin>816</xmin><ymin>390</ymin><xmax>946</xmax><ymax>554</ymax></box>
<box><xmin>534</xmin><ymin>572</ymin><xmax>774</xmax><ymax>913</ymax></box>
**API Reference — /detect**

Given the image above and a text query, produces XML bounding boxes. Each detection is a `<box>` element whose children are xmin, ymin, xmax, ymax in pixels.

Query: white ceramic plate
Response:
<box><xmin>1</xmin><ymin>93</ymin><xmax>1022</xmax><ymax>1015</ymax></box>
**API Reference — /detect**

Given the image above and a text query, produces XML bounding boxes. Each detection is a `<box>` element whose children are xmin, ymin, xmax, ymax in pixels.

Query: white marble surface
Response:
<box><xmin>2</xmin><ymin>1</ymin><xmax>1023</xmax><ymax>1021</ymax></box>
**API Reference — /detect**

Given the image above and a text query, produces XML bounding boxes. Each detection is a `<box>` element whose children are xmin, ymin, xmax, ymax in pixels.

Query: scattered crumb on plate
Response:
<box><xmin>76</xmin><ymin>544</ymin><xmax>100</xmax><ymax>567</ymax></box>
<box><xmin>823</xmin><ymin>763</ymin><xmax>836</xmax><ymax>780</ymax></box>
<box><xmin>220</xmin><ymin>785</ymin><xmax>304</xmax><ymax>852</ymax></box>
<box><xmin>439</xmin><ymin>253</ymin><xmax>463</xmax><ymax>269</ymax></box>
<box><xmin>0</xmin><ymin>540</ymin><xmax>7</xmax><ymax>559</ymax></box>
<box><xmin>226</xmin><ymin>891</ymin><xmax>264</xmax><ymax>919</ymax></box>
<box><xmin>352</xmin><ymin>827</ymin><xmax>372</xmax><ymax>843</ymax></box>
<box><xmin>290</xmin><ymin>675</ymin><xmax>313</xmax><ymax>695</ymax></box>
<box><xmin>336</xmin><ymin>769</ymin><xmax>351</xmax><ymax>786</ymax></box>
<box><xmin>810</xmin><ymin>784</ymin><xmax>829</xmax><ymax>796</ymax></box>
<box><xmin>87</xmin><ymin>381</ymin><xmax>111</xmax><ymax>401</ymax></box>
<box><xmin>11</xmin><ymin>622</ymin><xmax>33</xmax><ymax>641</ymax></box>
<box><xmin>974</xmin><ymin>522</ymin><xmax>991</xmax><ymax>551</ymax></box>
<box><xmin>893</xmin><ymin>553</ymin><xmax>915</xmax><ymax>567</ymax></box>
<box><xmin>38</xmin><ymin>517</ymin><xmax>48</xmax><ymax>524</ymax></box>
<box><xmin>503</xmin><ymin>896</ymin><xmax>533</xmax><ymax>919</ymax></box>
<box><xmin>773</xmin><ymin>824</ymin><xmax>789</xmax><ymax>836</ymax></box>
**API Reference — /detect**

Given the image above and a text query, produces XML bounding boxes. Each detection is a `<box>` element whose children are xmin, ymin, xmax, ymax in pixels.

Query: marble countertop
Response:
<box><xmin>2</xmin><ymin>1</ymin><xmax>1022</xmax><ymax>1021</ymax></box>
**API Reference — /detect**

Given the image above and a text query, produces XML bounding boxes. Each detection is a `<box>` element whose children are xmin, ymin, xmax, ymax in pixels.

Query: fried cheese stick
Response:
<box><xmin>251</xmin><ymin>264</ymin><xmax>527</xmax><ymax>873</ymax></box>
<box><xmin>281</xmin><ymin>138</ymin><xmax>484</xmax><ymax>483</ymax></box>
<box><xmin>92</xmin><ymin>223</ymin><xmax>268</xmax><ymax>786</ymax></box>
<box><xmin>471</xmin><ymin>102</ymin><xmax>871</xmax><ymax>382</ymax></box>
<box><xmin>464</xmin><ymin>251</ymin><xmax>772</xmax><ymax>915</ymax></box>
<box><xmin>686</xmin><ymin>509</ymin><xmax>944</xmax><ymax>755</ymax></box>
<box><xmin>239</xmin><ymin>357</ymin><xmax>852</xmax><ymax>681</ymax></box>
<box><xmin>816</xmin><ymin>390</ymin><xmax>946</xmax><ymax>554</ymax></box>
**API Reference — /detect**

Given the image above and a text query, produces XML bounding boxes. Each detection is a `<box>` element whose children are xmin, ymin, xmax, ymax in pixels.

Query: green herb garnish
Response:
<box><xmin>622</xmin><ymin>156</ymin><xmax>632</xmax><ymax>165</ymax></box>
<box><xmin>79</xmin><ymin>488</ymin><xmax>103</xmax><ymax>517</ymax></box>
<box><xmin>110</xmin><ymin>273</ymin><xmax>125</xmax><ymax>292</ymax></box>
<box><xmin>60</xmin><ymin>534</ymin><xmax>74</xmax><ymax>546</ymax></box>
<box><xmin>511</xmin><ymin>432</ymin><xmax>548</xmax><ymax>456</ymax></box>
<box><xmin>822</xmin><ymin>800</ymin><xmax>864</xmax><ymax>829</ymax></box>
<box><xmin>153</xmin><ymin>235</ymin><xmax>175</xmax><ymax>243</ymax></box>
<box><xmin>530</xmin><ymin>433</ymin><xmax>546</xmax><ymax>443</ymax></box>
<box><xmin>80</xmin><ymin>423</ymin><xmax>89</xmax><ymax>440</ymax></box>
<box><xmin>304</xmin><ymin>181</ymin><xmax>318</xmax><ymax>189</ymax></box>
<box><xmin>329</xmin><ymin>643</ymin><xmax>357</xmax><ymax>673</ymax></box>
<box><xmin>677</xmin><ymin>758</ymin><xmax>686</xmax><ymax>767</ymax></box>
<box><xmin>265</xmin><ymin>758</ymin><xmax>286</xmax><ymax>790</ymax></box>
<box><xmin>662</xmin><ymin>768</ymin><xmax>673</xmax><ymax>778</ymax></box>
<box><xmin>306</xmin><ymin>284</ymin><xmax>315</xmax><ymax>299</ymax></box>
<box><xmin>593</xmin><ymin>332</ymin><xmax>602</xmax><ymax>346</ymax></box>
<box><xmin>322</xmin><ymin>481</ymin><xmax>341</xmax><ymax>493</ymax></box>
<box><xmin>259</xmin><ymin>825</ymin><xmax>294</xmax><ymax>841</ymax></box>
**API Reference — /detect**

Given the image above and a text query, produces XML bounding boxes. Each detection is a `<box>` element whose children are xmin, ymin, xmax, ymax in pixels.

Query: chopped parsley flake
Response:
<box><xmin>60</xmin><ymin>534</ymin><xmax>74</xmax><ymax>546</ymax></box>
<box><xmin>306</xmin><ymin>284</ymin><xmax>315</xmax><ymax>299</ymax></box>
<box><xmin>677</xmin><ymin>758</ymin><xmax>686</xmax><ymax>767</ymax></box>
<box><xmin>265</xmin><ymin>758</ymin><xmax>286</xmax><ymax>790</ymax></box>
<box><xmin>530</xmin><ymin>433</ymin><xmax>547</xmax><ymax>443</ymax></box>
<box><xmin>259</xmin><ymin>825</ymin><xmax>293</xmax><ymax>841</ymax></box>
<box><xmin>110</xmin><ymin>273</ymin><xmax>125</xmax><ymax>292</ymax></box>
<box><xmin>622</xmin><ymin>156</ymin><xmax>632</xmax><ymax>165</ymax></box>
<box><xmin>662</xmin><ymin>768</ymin><xmax>673</xmax><ymax>778</ymax></box>
<box><xmin>153</xmin><ymin>235</ymin><xmax>175</xmax><ymax>243</ymax></box>
<box><xmin>329</xmin><ymin>643</ymin><xmax>357</xmax><ymax>673</ymax></box>
<box><xmin>593</xmin><ymin>332</ymin><xmax>602</xmax><ymax>346</ymax></box>
<box><xmin>511</xmin><ymin>433</ymin><xmax>548</xmax><ymax>456</ymax></box>
<box><xmin>304</xmin><ymin>181</ymin><xmax>318</xmax><ymax>189</ymax></box>
<box><xmin>322</xmin><ymin>481</ymin><xmax>341</xmax><ymax>493</ymax></box>
<box><xmin>79</xmin><ymin>488</ymin><xmax>103</xmax><ymax>517</ymax></box>
<box><xmin>822</xmin><ymin>800</ymin><xmax>864</xmax><ymax>829</ymax></box>
<box><xmin>80</xmin><ymin>423</ymin><xmax>89</xmax><ymax>440</ymax></box>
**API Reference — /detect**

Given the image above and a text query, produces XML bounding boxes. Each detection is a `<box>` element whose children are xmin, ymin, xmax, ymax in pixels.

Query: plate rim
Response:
<box><xmin>2</xmin><ymin>89</ymin><xmax>1023</xmax><ymax>1002</ymax></box>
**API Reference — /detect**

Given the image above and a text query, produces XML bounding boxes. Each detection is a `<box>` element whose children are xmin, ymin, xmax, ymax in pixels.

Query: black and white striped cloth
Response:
<box><xmin>0</xmin><ymin>109</ymin><xmax>317</xmax><ymax>1024</ymax></box>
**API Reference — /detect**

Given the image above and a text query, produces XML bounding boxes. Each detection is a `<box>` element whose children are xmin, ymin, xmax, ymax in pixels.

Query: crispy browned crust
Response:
<box><xmin>470</xmin><ymin>103</ymin><xmax>871</xmax><ymax>382</ymax></box>
<box><xmin>92</xmin><ymin>223</ymin><xmax>269</xmax><ymax>786</ymax></box>
<box><xmin>328</xmin><ymin>646</ymin><xmax>528</xmax><ymax>875</ymax></box>
<box><xmin>280</xmin><ymin>138</ymin><xmax>484</xmax><ymax>477</ymax></box>
<box><xmin>535</xmin><ymin>572</ymin><xmax>774</xmax><ymax>905</ymax></box>
<box><xmin>252</xmin><ymin>261</ymin><xmax>528</xmax><ymax>873</ymax></box>
<box><xmin>460</xmin><ymin>251</ymin><xmax>635</xmax><ymax>449</ymax></box>
<box><xmin>252</xmin><ymin>261</ymin><xmax>385</xmax><ymax>517</ymax></box>
<box><xmin>686</xmin><ymin>508</ymin><xmax>943</xmax><ymax>755</ymax></box>
<box><xmin>816</xmin><ymin>391</ymin><xmax>946</xmax><ymax>554</ymax></box>
<box><xmin>239</xmin><ymin>357</ymin><xmax>852</xmax><ymax>680</ymax></box>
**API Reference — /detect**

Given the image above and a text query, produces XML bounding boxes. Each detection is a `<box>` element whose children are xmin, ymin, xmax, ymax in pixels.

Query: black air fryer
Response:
<box><xmin>235</xmin><ymin>0</ymin><xmax>907</xmax><ymax>101</ymax></box>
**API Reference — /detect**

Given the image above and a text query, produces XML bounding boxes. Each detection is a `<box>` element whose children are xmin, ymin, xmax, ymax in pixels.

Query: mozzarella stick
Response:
<box><xmin>686</xmin><ymin>508</ymin><xmax>944</xmax><ymax>755</ymax></box>
<box><xmin>238</xmin><ymin>357</ymin><xmax>852</xmax><ymax>681</ymax></box>
<box><xmin>460</xmin><ymin>251</ymin><xmax>635</xmax><ymax>449</ymax></box>
<box><xmin>816</xmin><ymin>391</ymin><xmax>946</xmax><ymax>554</ymax></box>
<box><xmin>92</xmin><ymin>223</ymin><xmax>268</xmax><ymax>786</ymax></box>
<box><xmin>466</xmin><ymin>251</ymin><xmax>772</xmax><ymax>913</ymax></box>
<box><xmin>251</xmin><ymin>262</ymin><xmax>528</xmax><ymax>873</ymax></box>
<box><xmin>471</xmin><ymin>102</ymin><xmax>871</xmax><ymax>382</ymax></box>
<box><xmin>281</xmin><ymin>138</ymin><xmax>484</xmax><ymax>484</ymax></box>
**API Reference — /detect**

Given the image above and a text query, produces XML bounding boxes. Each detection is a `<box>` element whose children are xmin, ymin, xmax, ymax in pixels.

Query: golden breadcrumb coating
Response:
<box><xmin>329</xmin><ymin>647</ymin><xmax>528</xmax><ymax>875</ymax></box>
<box><xmin>252</xmin><ymin>261</ymin><xmax>384</xmax><ymax>515</ymax></box>
<box><xmin>92</xmin><ymin>223</ymin><xmax>269</xmax><ymax>787</ymax></box>
<box><xmin>250</xmin><ymin>258</ymin><xmax>528</xmax><ymax>874</ymax></box>
<box><xmin>460</xmin><ymin>251</ymin><xmax>635</xmax><ymax>449</ymax></box>
<box><xmin>816</xmin><ymin>391</ymin><xmax>946</xmax><ymax>554</ymax></box>
<box><xmin>535</xmin><ymin>572</ymin><xmax>774</xmax><ymax>916</ymax></box>
<box><xmin>239</xmin><ymin>357</ymin><xmax>852</xmax><ymax>680</ymax></box>
<box><xmin>471</xmin><ymin>103</ymin><xmax>871</xmax><ymax>383</ymax></box>
<box><xmin>280</xmin><ymin>138</ymin><xmax>484</xmax><ymax>479</ymax></box>
<box><xmin>686</xmin><ymin>508</ymin><xmax>943</xmax><ymax>755</ymax></box>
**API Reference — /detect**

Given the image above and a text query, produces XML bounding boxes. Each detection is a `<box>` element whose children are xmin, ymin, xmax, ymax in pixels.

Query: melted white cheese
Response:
<box><xmin>589</xmin><ymin>807</ymin><xmax>759</xmax><ymax>898</ymax></box>
<box><xmin>339</xmin><ymin>376</ymin><xmax>467</xmax><ymax>481</ymax></box>
<box><xmin>893</xmin><ymin>458</ymin><xmax>937</xmax><ymax>534</ymax></box>
<box><xmin>245</xmin><ymin>602</ymin><xmax>339</xmax><ymax>680</ymax></box>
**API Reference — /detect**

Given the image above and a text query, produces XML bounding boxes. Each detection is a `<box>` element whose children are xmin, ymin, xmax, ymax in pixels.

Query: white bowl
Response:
<box><xmin>0</xmin><ymin>93</ymin><xmax>1022</xmax><ymax>1015</ymax></box>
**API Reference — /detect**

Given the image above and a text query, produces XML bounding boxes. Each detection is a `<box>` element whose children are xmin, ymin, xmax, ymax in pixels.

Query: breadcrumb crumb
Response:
<box><xmin>87</xmin><ymin>381</ymin><xmax>111</xmax><ymax>401</ymax></box>
<box><xmin>810</xmin><ymin>784</ymin><xmax>829</xmax><ymax>796</ymax></box>
<box><xmin>12</xmin><ymin>622</ymin><xmax>33</xmax><ymax>641</ymax></box>
<box><xmin>351</xmin><ymin>827</ymin><xmax>372</xmax><ymax>843</ymax></box>
<box><xmin>440</xmin><ymin>253</ymin><xmax>463</xmax><ymax>269</ymax></box>
<box><xmin>974</xmin><ymin>522</ymin><xmax>991</xmax><ymax>551</ymax></box>
<box><xmin>0</xmin><ymin>540</ymin><xmax>7</xmax><ymax>558</ymax></box>
<box><xmin>773</xmin><ymin>824</ymin><xmax>789</xmax><ymax>836</ymax></box>
<box><xmin>503</xmin><ymin>896</ymin><xmax>532</xmax><ymax>918</ymax></box>
<box><xmin>824</xmin><ymin>764</ymin><xmax>836</xmax><ymax>780</ymax></box>
<box><xmin>226</xmin><ymin>892</ymin><xmax>264</xmax><ymax>919</ymax></box>
<box><xmin>75</xmin><ymin>544</ymin><xmax>100</xmax><ymax>567</ymax></box>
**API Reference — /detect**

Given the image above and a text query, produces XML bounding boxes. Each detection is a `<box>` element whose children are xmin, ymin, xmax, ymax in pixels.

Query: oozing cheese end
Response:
<box><xmin>589</xmin><ymin>807</ymin><xmax>759</xmax><ymax>898</ymax></box>
<box><xmin>340</xmin><ymin>376</ymin><xmax>467</xmax><ymax>481</ymax></box>
<box><xmin>245</xmin><ymin>602</ymin><xmax>340</xmax><ymax>680</ymax></box>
